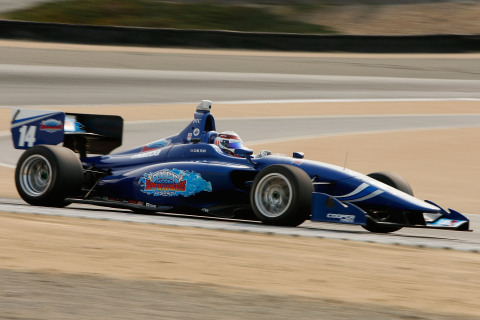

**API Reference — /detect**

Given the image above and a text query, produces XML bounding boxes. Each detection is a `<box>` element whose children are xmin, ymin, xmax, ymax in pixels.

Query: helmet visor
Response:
<box><xmin>226</xmin><ymin>140</ymin><xmax>243</xmax><ymax>149</ymax></box>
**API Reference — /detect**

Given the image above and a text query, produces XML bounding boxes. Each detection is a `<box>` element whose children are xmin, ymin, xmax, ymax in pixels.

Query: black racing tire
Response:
<box><xmin>362</xmin><ymin>172</ymin><xmax>413</xmax><ymax>233</ymax></box>
<box><xmin>15</xmin><ymin>145</ymin><xmax>83</xmax><ymax>207</ymax></box>
<box><xmin>250</xmin><ymin>164</ymin><xmax>313</xmax><ymax>227</ymax></box>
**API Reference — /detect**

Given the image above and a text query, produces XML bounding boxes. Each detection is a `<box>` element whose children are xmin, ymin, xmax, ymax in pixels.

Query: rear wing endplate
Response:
<box><xmin>11</xmin><ymin>108</ymin><xmax>123</xmax><ymax>156</ymax></box>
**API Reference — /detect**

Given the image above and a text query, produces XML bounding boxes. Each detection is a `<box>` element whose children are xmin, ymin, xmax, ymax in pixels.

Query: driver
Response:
<box><xmin>214</xmin><ymin>131</ymin><xmax>246</xmax><ymax>157</ymax></box>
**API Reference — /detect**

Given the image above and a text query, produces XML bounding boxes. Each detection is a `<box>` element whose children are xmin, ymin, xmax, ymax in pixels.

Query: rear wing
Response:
<box><xmin>11</xmin><ymin>108</ymin><xmax>123</xmax><ymax>157</ymax></box>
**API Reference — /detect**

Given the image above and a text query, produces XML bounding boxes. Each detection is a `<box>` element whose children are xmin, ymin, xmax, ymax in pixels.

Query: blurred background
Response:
<box><xmin>0</xmin><ymin>0</ymin><xmax>479</xmax><ymax>35</ymax></box>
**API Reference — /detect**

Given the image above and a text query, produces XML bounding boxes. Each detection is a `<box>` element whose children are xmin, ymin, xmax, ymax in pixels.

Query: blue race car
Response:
<box><xmin>11</xmin><ymin>100</ymin><xmax>470</xmax><ymax>233</ymax></box>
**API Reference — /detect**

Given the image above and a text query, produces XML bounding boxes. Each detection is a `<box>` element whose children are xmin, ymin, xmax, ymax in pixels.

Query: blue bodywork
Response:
<box><xmin>11</xmin><ymin>102</ymin><xmax>471</xmax><ymax>231</ymax></box>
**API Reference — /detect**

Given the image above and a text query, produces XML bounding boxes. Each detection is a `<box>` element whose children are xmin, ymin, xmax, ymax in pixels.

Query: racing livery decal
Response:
<box><xmin>139</xmin><ymin>169</ymin><xmax>212</xmax><ymax>197</ymax></box>
<box><xmin>64</xmin><ymin>116</ymin><xmax>86</xmax><ymax>133</ymax></box>
<box><xmin>334</xmin><ymin>183</ymin><xmax>384</xmax><ymax>202</ymax></box>
<box><xmin>141</xmin><ymin>139</ymin><xmax>171</xmax><ymax>152</ymax></box>
<box><xmin>40</xmin><ymin>119</ymin><xmax>63</xmax><ymax>133</ymax></box>
<box><xmin>131</xmin><ymin>149</ymin><xmax>161</xmax><ymax>159</ymax></box>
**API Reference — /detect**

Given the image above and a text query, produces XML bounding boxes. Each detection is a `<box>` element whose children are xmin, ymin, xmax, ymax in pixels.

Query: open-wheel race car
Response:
<box><xmin>11</xmin><ymin>100</ymin><xmax>470</xmax><ymax>233</ymax></box>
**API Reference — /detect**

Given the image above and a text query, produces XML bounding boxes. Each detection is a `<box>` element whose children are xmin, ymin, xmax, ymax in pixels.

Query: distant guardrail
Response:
<box><xmin>0</xmin><ymin>20</ymin><xmax>479</xmax><ymax>53</ymax></box>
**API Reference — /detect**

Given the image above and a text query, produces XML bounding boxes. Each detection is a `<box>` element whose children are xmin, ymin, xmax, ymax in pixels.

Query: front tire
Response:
<box><xmin>362</xmin><ymin>172</ymin><xmax>413</xmax><ymax>233</ymax></box>
<box><xmin>250</xmin><ymin>164</ymin><xmax>313</xmax><ymax>227</ymax></box>
<box><xmin>15</xmin><ymin>145</ymin><xmax>83</xmax><ymax>207</ymax></box>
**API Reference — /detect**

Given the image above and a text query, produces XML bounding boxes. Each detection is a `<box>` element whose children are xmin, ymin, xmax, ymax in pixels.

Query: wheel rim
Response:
<box><xmin>19</xmin><ymin>154</ymin><xmax>52</xmax><ymax>197</ymax></box>
<box><xmin>254</xmin><ymin>173</ymin><xmax>292</xmax><ymax>218</ymax></box>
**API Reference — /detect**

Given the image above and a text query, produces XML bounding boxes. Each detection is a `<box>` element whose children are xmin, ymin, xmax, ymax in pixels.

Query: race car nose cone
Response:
<box><xmin>375</xmin><ymin>191</ymin><xmax>441</xmax><ymax>213</ymax></box>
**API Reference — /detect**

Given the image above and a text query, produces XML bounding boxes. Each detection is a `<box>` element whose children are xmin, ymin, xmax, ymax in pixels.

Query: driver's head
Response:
<box><xmin>214</xmin><ymin>131</ymin><xmax>245</xmax><ymax>156</ymax></box>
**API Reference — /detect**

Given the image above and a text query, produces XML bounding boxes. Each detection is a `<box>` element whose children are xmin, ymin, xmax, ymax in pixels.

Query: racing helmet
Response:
<box><xmin>214</xmin><ymin>131</ymin><xmax>246</xmax><ymax>156</ymax></box>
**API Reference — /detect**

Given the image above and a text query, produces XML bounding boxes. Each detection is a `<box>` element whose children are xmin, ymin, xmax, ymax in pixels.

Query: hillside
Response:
<box><xmin>0</xmin><ymin>0</ymin><xmax>479</xmax><ymax>35</ymax></box>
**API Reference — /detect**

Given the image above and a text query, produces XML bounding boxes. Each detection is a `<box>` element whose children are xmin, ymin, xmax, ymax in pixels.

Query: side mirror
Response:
<box><xmin>235</xmin><ymin>148</ymin><xmax>256</xmax><ymax>167</ymax></box>
<box><xmin>234</xmin><ymin>148</ymin><xmax>254</xmax><ymax>157</ymax></box>
<box><xmin>293</xmin><ymin>152</ymin><xmax>304</xmax><ymax>159</ymax></box>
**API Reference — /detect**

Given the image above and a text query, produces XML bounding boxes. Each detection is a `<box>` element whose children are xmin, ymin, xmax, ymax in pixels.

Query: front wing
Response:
<box><xmin>310</xmin><ymin>193</ymin><xmax>470</xmax><ymax>231</ymax></box>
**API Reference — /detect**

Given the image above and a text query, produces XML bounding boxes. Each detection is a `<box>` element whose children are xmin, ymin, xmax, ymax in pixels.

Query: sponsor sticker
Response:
<box><xmin>326</xmin><ymin>213</ymin><xmax>356</xmax><ymax>223</ymax></box>
<box><xmin>193</xmin><ymin>128</ymin><xmax>200</xmax><ymax>136</ymax></box>
<box><xmin>430</xmin><ymin>218</ymin><xmax>462</xmax><ymax>227</ymax></box>
<box><xmin>131</xmin><ymin>150</ymin><xmax>161</xmax><ymax>159</ymax></box>
<box><xmin>139</xmin><ymin>168</ymin><xmax>212</xmax><ymax>197</ymax></box>
<box><xmin>124</xmin><ymin>199</ymin><xmax>143</xmax><ymax>205</ymax></box>
<box><xmin>190</xmin><ymin>148</ymin><xmax>207</xmax><ymax>153</ymax></box>
<box><xmin>40</xmin><ymin>118</ymin><xmax>63</xmax><ymax>133</ymax></box>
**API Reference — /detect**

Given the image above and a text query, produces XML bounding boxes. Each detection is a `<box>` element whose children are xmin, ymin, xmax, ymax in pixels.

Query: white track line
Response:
<box><xmin>1</xmin><ymin>97</ymin><xmax>480</xmax><ymax>109</ymax></box>
<box><xmin>0</xmin><ymin>163</ymin><xmax>15</xmax><ymax>169</ymax></box>
<box><xmin>216</xmin><ymin>98</ymin><xmax>480</xmax><ymax>104</ymax></box>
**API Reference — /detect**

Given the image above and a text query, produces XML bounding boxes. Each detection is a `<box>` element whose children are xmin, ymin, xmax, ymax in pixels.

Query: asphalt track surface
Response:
<box><xmin>0</xmin><ymin>44</ymin><xmax>479</xmax><ymax>106</ymax></box>
<box><xmin>1</xmin><ymin>64</ymin><xmax>480</xmax><ymax>106</ymax></box>
<box><xmin>1</xmin><ymin>42</ymin><xmax>479</xmax><ymax>251</ymax></box>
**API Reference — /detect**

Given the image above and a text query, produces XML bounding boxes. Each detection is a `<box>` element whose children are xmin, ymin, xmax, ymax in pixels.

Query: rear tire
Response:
<box><xmin>15</xmin><ymin>145</ymin><xmax>83</xmax><ymax>207</ymax></box>
<box><xmin>250</xmin><ymin>164</ymin><xmax>313</xmax><ymax>227</ymax></box>
<box><xmin>362</xmin><ymin>172</ymin><xmax>413</xmax><ymax>233</ymax></box>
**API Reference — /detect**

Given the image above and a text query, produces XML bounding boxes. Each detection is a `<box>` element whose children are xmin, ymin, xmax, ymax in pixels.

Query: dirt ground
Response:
<box><xmin>1</xmin><ymin>100</ymin><xmax>479</xmax><ymax>319</ymax></box>
<box><xmin>0</xmin><ymin>212</ymin><xmax>479</xmax><ymax>319</ymax></box>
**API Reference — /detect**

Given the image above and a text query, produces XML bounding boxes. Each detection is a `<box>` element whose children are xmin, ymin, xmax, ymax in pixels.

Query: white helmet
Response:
<box><xmin>214</xmin><ymin>131</ymin><xmax>245</xmax><ymax>156</ymax></box>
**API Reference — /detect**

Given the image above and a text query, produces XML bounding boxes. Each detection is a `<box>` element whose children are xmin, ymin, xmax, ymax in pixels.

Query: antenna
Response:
<box><xmin>343</xmin><ymin>152</ymin><xmax>349</xmax><ymax>171</ymax></box>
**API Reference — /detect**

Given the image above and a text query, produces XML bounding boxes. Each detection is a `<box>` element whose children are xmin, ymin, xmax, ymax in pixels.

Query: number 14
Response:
<box><xmin>18</xmin><ymin>125</ymin><xmax>37</xmax><ymax>147</ymax></box>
